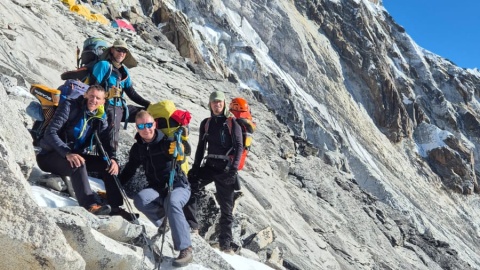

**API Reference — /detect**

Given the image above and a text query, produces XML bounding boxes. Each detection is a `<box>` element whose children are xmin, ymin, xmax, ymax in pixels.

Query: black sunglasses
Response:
<box><xmin>114</xmin><ymin>47</ymin><xmax>128</xmax><ymax>53</ymax></box>
<box><xmin>136</xmin><ymin>122</ymin><xmax>154</xmax><ymax>130</ymax></box>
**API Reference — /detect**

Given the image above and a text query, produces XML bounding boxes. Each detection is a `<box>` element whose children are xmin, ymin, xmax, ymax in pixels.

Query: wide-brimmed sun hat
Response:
<box><xmin>101</xmin><ymin>39</ymin><xmax>138</xmax><ymax>68</ymax></box>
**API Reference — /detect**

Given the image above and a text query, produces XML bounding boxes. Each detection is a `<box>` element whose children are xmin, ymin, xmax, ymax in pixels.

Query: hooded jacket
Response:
<box><xmin>119</xmin><ymin>129</ymin><xmax>189</xmax><ymax>191</ymax></box>
<box><xmin>39</xmin><ymin>96</ymin><xmax>114</xmax><ymax>158</ymax></box>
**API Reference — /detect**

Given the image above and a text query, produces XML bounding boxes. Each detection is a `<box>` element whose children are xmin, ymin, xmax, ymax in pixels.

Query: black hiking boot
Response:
<box><xmin>220</xmin><ymin>245</ymin><xmax>235</xmax><ymax>255</ymax></box>
<box><xmin>109</xmin><ymin>208</ymin><xmax>139</xmax><ymax>221</ymax></box>
<box><xmin>172</xmin><ymin>246</ymin><xmax>193</xmax><ymax>267</ymax></box>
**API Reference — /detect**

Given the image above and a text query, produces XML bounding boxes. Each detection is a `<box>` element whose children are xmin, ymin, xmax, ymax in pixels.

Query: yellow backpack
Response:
<box><xmin>147</xmin><ymin>100</ymin><xmax>192</xmax><ymax>174</ymax></box>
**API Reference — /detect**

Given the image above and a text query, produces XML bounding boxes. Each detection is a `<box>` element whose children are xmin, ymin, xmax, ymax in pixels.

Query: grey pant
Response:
<box><xmin>133</xmin><ymin>187</ymin><xmax>192</xmax><ymax>250</ymax></box>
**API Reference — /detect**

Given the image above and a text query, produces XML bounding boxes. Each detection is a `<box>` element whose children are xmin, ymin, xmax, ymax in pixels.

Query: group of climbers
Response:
<box><xmin>34</xmin><ymin>38</ymin><xmax>253</xmax><ymax>267</ymax></box>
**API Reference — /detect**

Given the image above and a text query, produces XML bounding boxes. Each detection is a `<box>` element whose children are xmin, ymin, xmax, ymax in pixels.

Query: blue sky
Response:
<box><xmin>383</xmin><ymin>1</ymin><xmax>480</xmax><ymax>69</ymax></box>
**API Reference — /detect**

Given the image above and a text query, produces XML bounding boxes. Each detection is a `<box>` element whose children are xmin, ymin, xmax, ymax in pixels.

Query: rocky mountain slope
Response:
<box><xmin>1</xmin><ymin>0</ymin><xmax>480</xmax><ymax>269</ymax></box>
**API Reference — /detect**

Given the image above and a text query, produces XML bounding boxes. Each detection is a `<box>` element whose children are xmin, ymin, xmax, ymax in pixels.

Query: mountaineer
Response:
<box><xmin>184</xmin><ymin>91</ymin><xmax>243</xmax><ymax>254</ymax></box>
<box><xmin>36</xmin><ymin>85</ymin><xmax>134</xmax><ymax>219</ymax></box>
<box><xmin>90</xmin><ymin>39</ymin><xmax>152</xmax><ymax>152</ymax></box>
<box><xmin>119</xmin><ymin>110</ymin><xmax>193</xmax><ymax>267</ymax></box>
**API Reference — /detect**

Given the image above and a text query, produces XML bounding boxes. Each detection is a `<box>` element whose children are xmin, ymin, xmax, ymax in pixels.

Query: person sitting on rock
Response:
<box><xmin>36</xmin><ymin>85</ymin><xmax>135</xmax><ymax>219</ymax></box>
<box><xmin>119</xmin><ymin>110</ymin><xmax>193</xmax><ymax>267</ymax></box>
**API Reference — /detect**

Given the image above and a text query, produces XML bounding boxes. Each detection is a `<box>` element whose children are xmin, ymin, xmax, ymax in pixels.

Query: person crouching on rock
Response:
<box><xmin>36</xmin><ymin>85</ymin><xmax>135</xmax><ymax>219</ymax></box>
<box><xmin>119</xmin><ymin>110</ymin><xmax>193</xmax><ymax>267</ymax></box>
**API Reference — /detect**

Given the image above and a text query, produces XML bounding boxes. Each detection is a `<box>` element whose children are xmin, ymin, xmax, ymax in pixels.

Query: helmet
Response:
<box><xmin>229</xmin><ymin>97</ymin><xmax>249</xmax><ymax>112</ymax></box>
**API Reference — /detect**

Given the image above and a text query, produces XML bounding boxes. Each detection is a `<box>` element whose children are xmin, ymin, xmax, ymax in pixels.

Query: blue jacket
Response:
<box><xmin>91</xmin><ymin>60</ymin><xmax>150</xmax><ymax>108</ymax></box>
<box><xmin>39</xmin><ymin>96</ymin><xmax>114</xmax><ymax>159</ymax></box>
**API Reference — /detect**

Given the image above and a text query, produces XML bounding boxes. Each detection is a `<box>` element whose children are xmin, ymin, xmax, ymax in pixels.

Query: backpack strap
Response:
<box><xmin>202</xmin><ymin>117</ymin><xmax>211</xmax><ymax>142</ymax></box>
<box><xmin>225</xmin><ymin>117</ymin><xmax>236</xmax><ymax>154</ymax></box>
<box><xmin>104</xmin><ymin>64</ymin><xmax>113</xmax><ymax>86</ymax></box>
<box><xmin>200</xmin><ymin>117</ymin><xmax>211</xmax><ymax>166</ymax></box>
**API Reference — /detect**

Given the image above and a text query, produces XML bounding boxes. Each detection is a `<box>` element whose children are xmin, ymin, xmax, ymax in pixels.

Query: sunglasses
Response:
<box><xmin>114</xmin><ymin>47</ymin><xmax>128</xmax><ymax>53</ymax></box>
<box><xmin>136</xmin><ymin>122</ymin><xmax>154</xmax><ymax>130</ymax></box>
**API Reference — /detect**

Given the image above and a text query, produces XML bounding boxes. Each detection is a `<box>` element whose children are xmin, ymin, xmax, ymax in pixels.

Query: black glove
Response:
<box><xmin>188</xmin><ymin>166</ymin><xmax>199</xmax><ymax>180</ymax></box>
<box><xmin>226</xmin><ymin>168</ymin><xmax>238</xmax><ymax>178</ymax></box>
<box><xmin>219</xmin><ymin>168</ymin><xmax>237</xmax><ymax>185</ymax></box>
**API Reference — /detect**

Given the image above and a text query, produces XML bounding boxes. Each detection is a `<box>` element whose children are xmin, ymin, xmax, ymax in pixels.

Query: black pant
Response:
<box><xmin>106</xmin><ymin>104</ymin><xmax>144</xmax><ymax>151</ymax></box>
<box><xmin>183</xmin><ymin>165</ymin><xmax>235</xmax><ymax>248</ymax></box>
<box><xmin>36</xmin><ymin>152</ymin><xmax>123</xmax><ymax>209</ymax></box>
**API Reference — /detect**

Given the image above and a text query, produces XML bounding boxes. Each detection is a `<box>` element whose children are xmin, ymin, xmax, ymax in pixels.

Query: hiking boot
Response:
<box><xmin>109</xmin><ymin>208</ymin><xmax>139</xmax><ymax>221</ymax></box>
<box><xmin>157</xmin><ymin>219</ymin><xmax>170</xmax><ymax>235</ymax></box>
<box><xmin>88</xmin><ymin>204</ymin><xmax>111</xmax><ymax>215</ymax></box>
<box><xmin>220</xmin><ymin>246</ymin><xmax>234</xmax><ymax>255</ymax></box>
<box><xmin>172</xmin><ymin>246</ymin><xmax>193</xmax><ymax>267</ymax></box>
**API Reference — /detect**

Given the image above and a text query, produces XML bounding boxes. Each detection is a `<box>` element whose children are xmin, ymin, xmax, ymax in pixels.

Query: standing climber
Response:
<box><xmin>90</xmin><ymin>39</ymin><xmax>151</xmax><ymax>152</ymax></box>
<box><xmin>184</xmin><ymin>91</ymin><xmax>243</xmax><ymax>254</ymax></box>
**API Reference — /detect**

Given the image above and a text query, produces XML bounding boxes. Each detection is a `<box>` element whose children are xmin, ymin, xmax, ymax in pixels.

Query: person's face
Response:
<box><xmin>210</xmin><ymin>100</ymin><xmax>224</xmax><ymax>116</ymax></box>
<box><xmin>136</xmin><ymin>115</ymin><xmax>156</xmax><ymax>142</ymax></box>
<box><xmin>111</xmin><ymin>47</ymin><xmax>127</xmax><ymax>63</ymax></box>
<box><xmin>84</xmin><ymin>88</ymin><xmax>105</xmax><ymax>112</ymax></box>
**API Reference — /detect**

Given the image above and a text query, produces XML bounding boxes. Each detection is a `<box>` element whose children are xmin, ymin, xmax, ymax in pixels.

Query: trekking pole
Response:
<box><xmin>111</xmin><ymin>69</ymin><xmax>122</xmax><ymax>153</ymax></box>
<box><xmin>94</xmin><ymin>131</ymin><xmax>137</xmax><ymax>221</ymax></box>
<box><xmin>158</xmin><ymin>128</ymin><xmax>184</xmax><ymax>268</ymax></box>
<box><xmin>93</xmin><ymin>131</ymin><xmax>158</xmax><ymax>269</ymax></box>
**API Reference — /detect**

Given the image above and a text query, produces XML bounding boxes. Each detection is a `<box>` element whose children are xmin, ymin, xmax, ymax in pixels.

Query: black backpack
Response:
<box><xmin>60</xmin><ymin>37</ymin><xmax>111</xmax><ymax>83</ymax></box>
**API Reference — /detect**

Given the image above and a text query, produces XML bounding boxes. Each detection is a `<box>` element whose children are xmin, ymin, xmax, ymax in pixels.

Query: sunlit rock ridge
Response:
<box><xmin>1</xmin><ymin>0</ymin><xmax>480</xmax><ymax>269</ymax></box>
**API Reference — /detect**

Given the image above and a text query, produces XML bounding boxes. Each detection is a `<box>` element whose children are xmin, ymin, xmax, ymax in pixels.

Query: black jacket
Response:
<box><xmin>39</xmin><ymin>96</ymin><xmax>114</xmax><ymax>158</ymax></box>
<box><xmin>119</xmin><ymin>130</ymin><xmax>188</xmax><ymax>190</ymax></box>
<box><xmin>194</xmin><ymin>115</ymin><xmax>243</xmax><ymax>170</ymax></box>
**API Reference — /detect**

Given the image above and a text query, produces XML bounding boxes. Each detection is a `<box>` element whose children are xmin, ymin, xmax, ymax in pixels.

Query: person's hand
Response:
<box><xmin>66</xmin><ymin>153</ymin><xmax>85</xmax><ymax>168</ymax></box>
<box><xmin>169</xmin><ymin>141</ymin><xmax>184</xmax><ymax>161</ymax></box>
<box><xmin>188</xmin><ymin>166</ymin><xmax>199</xmax><ymax>179</ymax></box>
<box><xmin>107</xmin><ymin>159</ymin><xmax>119</xmax><ymax>175</ymax></box>
<box><xmin>225</xmin><ymin>168</ymin><xmax>238</xmax><ymax>178</ymax></box>
<box><xmin>107</xmin><ymin>86</ymin><xmax>122</xmax><ymax>99</ymax></box>
<box><xmin>216</xmin><ymin>168</ymin><xmax>237</xmax><ymax>184</ymax></box>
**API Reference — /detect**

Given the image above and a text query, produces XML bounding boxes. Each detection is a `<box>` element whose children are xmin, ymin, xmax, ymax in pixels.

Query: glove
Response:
<box><xmin>223</xmin><ymin>166</ymin><xmax>238</xmax><ymax>178</ymax></box>
<box><xmin>169</xmin><ymin>141</ymin><xmax>184</xmax><ymax>161</ymax></box>
<box><xmin>107</xmin><ymin>86</ymin><xmax>122</xmax><ymax>99</ymax></box>
<box><xmin>187</xmin><ymin>166</ymin><xmax>199</xmax><ymax>180</ymax></box>
<box><xmin>226</xmin><ymin>168</ymin><xmax>238</xmax><ymax>178</ymax></box>
<box><xmin>218</xmin><ymin>168</ymin><xmax>237</xmax><ymax>185</ymax></box>
<box><xmin>223</xmin><ymin>166</ymin><xmax>238</xmax><ymax>175</ymax></box>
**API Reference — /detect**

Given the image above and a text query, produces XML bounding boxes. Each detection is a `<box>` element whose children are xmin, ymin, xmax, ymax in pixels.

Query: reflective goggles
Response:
<box><xmin>136</xmin><ymin>122</ymin><xmax>154</xmax><ymax>130</ymax></box>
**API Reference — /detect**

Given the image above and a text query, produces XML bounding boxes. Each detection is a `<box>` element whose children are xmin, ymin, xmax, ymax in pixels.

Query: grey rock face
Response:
<box><xmin>1</xmin><ymin>0</ymin><xmax>480</xmax><ymax>269</ymax></box>
<box><xmin>0</xmin><ymin>83</ymin><xmax>85</xmax><ymax>269</ymax></box>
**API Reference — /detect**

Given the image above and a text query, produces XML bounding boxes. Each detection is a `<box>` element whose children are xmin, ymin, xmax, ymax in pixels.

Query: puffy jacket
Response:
<box><xmin>193</xmin><ymin>115</ymin><xmax>243</xmax><ymax>170</ymax></box>
<box><xmin>119</xmin><ymin>129</ymin><xmax>188</xmax><ymax>191</ymax></box>
<box><xmin>39</xmin><ymin>96</ymin><xmax>114</xmax><ymax>158</ymax></box>
<box><xmin>91</xmin><ymin>60</ymin><xmax>150</xmax><ymax>108</ymax></box>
